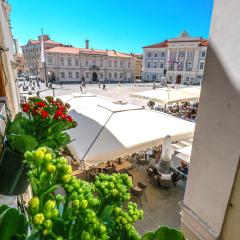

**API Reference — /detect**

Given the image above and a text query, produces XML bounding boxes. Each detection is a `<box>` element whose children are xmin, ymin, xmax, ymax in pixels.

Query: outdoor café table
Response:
<box><xmin>114</xmin><ymin>160</ymin><xmax>133</xmax><ymax>173</ymax></box>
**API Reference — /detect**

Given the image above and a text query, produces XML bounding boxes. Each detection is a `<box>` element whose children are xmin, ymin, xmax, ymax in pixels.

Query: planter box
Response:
<box><xmin>0</xmin><ymin>142</ymin><xmax>29</xmax><ymax>196</ymax></box>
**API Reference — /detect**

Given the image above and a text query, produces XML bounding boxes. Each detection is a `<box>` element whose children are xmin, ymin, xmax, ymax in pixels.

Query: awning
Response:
<box><xmin>175</xmin><ymin>145</ymin><xmax>192</xmax><ymax>164</ymax></box>
<box><xmin>131</xmin><ymin>87</ymin><xmax>200</xmax><ymax>105</ymax></box>
<box><xmin>61</xmin><ymin>94</ymin><xmax>195</xmax><ymax>165</ymax></box>
<box><xmin>178</xmin><ymin>87</ymin><xmax>201</xmax><ymax>98</ymax></box>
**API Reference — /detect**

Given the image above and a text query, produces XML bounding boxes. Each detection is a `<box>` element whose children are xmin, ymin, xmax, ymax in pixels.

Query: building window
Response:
<box><xmin>114</xmin><ymin>60</ymin><xmax>118</xmax><ymax>68</ymax></box>
<box><xmin>60</xmin><ymin>72</ymin><xmax>65</xmax><ymax>79</ymax></box>
<box><xmin>128</xmin><ymin>62</ymin><xmax>131</xmax><ymax>68</ymax></box>
<box><xmin>185</xmin><ymin>76</ymin><xmax>190</xmax><ymax>83</ymax></box>
<box><xmin>85</xmin><ymin>60</ymin><xmax>89</xmax><ymax>67</ymax></box>
<box><xmin>146</xmin><ymin>74</ymin><xmax>149</xmax><ymax>80</ymax></box>
<box><xmin>201</xmin><ymin>51</ymin><xmax>206</xmax><ymax>58</ymax></box>
<box><xmin>199</xmin><ymin>62</ymin><xmax>204</xmax><ymax>70</ymax></box>
<box><xmin>68</xmin><ymin>58</ymin><xmax>72</xmax><ymax>66</ymax></box>
<box><xmin>152</xmin><ymin>74</ymin><xmax>156</xmax><ymax>80</ymax></box>
<box><xmin>159</xmin><ymin>74</ymin><xmax>162</xmax><ymax>80</ymax></box>
<box><xmin>120</xmin><ymin>61</ymin><xmax>123</xmax><ymax>68</ymax></box>
<box><xmin>161</xmin><ymin>52</ymin><xmax>165</xmax><ymax>57</ymax></box>
<box><xmin>160</xmin><ymin>62</ymin><xmax>164</xmax><ymax>69</ymax></box>
<box><xmin>47</xmin><ymin>57</ymin><xmax>53</xmax><ymax>66</ymax></box>
<box><xmin>68</xmin><ymin>72</ymin><xmax>72</xmax><ymax>78</ymax></box>
<box><xmin>153</xmin><ymin>61</ymin><xmax>157</xmax><ymax>68</ymax></box>
<box><xmin>75</xmin><ymin>59</ymin><xmax>79</xmax><ymax>66</ymax></box>
<box><xmin>148</xmin><ymin>52</ymin><xmax>151</xmax><ymax>57</ymax></box>
<box><xmin>120</xmin><ymin>73</ymin><xmax>123</xmax><ymax>79</ymax></box>
<box><xmin>109</xmin><ymin>73</ymin><xmax>112</xmax><ymax>79</ymax></box>
<box><xmin>114</xmin><ymin>72</ymin><xmax>117</xmax><ymax>79</ymax></box>
<box><xmin>179</xmin><ymin>51</ymin><xmax>185</xmax><ymax>58</ymax></box>
<box><xmin>154</xmin><ymin>53</ymin><xmax>158</xmax><ymax>57</ymax></box>
<box><xmin>169</xmin><ymin>75</ymin><xmax>173</xmax><ymax>81</ymax></box>
<box><xmin>147</xmin><ymin>62</ymin><xmax>151</xmax><ymax>68</ymax></box>
<box><xmin>109</xmin><ymin>61</ymin><xmax>112</xmax><ymax>68</ymax></box>
<box><xmin>100</xmin><ymin>60</ymin><xmax>103</xmax><ymax>67</ymax></box>
<box><xmin>60</xmin><ymin>58</ymin><xmax>64</xmax><ymax>66</ymax></box>
<box><xmin>86</xmin><ymin>72</ymin><xmax>89</xmax><ymax>78</ymax></box>
<box><xmin>76</xmin><ymin>72</ymin><xmax>79</xmax><ymax>78</ymax></box>
<box><xmin>92</xmin><ymin>60</ymin><xmax>96</xmax><ymax>66</ymax></box>
<box><xmin>178</xmin><ymin>61</ymin><xmax>184</xmax><ymax>70</ymax></box>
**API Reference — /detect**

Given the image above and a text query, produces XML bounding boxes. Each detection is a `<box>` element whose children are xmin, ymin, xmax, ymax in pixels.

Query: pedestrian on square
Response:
<box><xmin>60</xmin><ymin>80</ymin><xmax>63</xmax><ymax>88</ymax></box>
<box><xmin>103</xmin><ymin>84</ymin><xmax>106</xmax><ymax>90</ymax></box>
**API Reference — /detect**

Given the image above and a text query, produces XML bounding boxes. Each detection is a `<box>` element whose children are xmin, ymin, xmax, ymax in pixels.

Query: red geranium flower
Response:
<box><xmin>66</xmin><ymin>116</ymin><xmax>73</xmax><ymax>122</ymax></box>
<box><xmin>22</xmin><ymin>103</ymin><xmax>30</xmax><ymax>113</ymax></box>
<box><xmin>32</xmin><ymin>108</ymin><xmax>38</xmax><ymax>115</ymax></box>
<box><xmin>54</xmin><ymin>110</ymin><xmax>64</xmax><ymax>119</ymax></box>
<box><xmin>37</xmin><ymin>101</ymin><xmax>46</xmax><ymax>108</ymax></box>
<box><xmin>41</xmin><ymin>110</ymin><xmax>49</xmax><ymax>118</ymax></box>
<box><xmin>57</xmin><ymin>104</ymin><xmax>65</xmax><ymax>111</ymax></box>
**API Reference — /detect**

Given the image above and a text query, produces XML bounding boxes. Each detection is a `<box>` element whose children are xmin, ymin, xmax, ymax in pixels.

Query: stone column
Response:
<box><xmin>158</xmin><ymin>135</ymin><xmax>172</xmax><ymax>174</ymax></box>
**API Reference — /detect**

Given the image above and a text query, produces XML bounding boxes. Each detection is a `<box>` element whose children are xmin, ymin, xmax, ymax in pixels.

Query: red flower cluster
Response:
<box><xmin>37</xmin><ymin>101</ymin><xmax>46</xmax><ymax>108</ymax></box>
<box><xmin>41</xmin><ymin>110</ymin><xmax>49</xmax><ymax>118</ymax></box>
<box><xmin>21</xmin><ymin>97</ymin><xmax>76</xmax><ymax>125</ymax></box>
<box><xmin>54</xmin><ymin>110</ymin><xmax>72</xmax><ymax>122</ymax></box>
<box><xmin>22</xmin><ymin>103</ymin><xmax>30</xmax><ymax>113</ymax></box>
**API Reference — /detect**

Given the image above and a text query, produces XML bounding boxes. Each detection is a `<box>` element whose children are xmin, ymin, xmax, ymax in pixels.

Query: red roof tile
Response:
<box><xmin>143</xmin><ymin>41</ymin><xmax>168</xmax><ymax>49</ymax></box>
<box><xmin>199</xmin><ymin>40</ymin><xmax>208</xmax><ymax>46</ymax></box>
<box><xmin>143</xmin><ymin>38</ymin><xmax>208</xmax><ymax>48</ymax></box>
<box><xmin>45</xmin><ymin>46</ymin><xmax>132</xmax><ymax>58</ymax></box>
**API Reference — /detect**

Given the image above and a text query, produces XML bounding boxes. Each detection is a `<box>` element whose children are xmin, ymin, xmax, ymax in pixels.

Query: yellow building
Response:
<box><xmin>133</xmin><ymin>54</ymin><xmax>142</xmax><ymax>81</ymax></box>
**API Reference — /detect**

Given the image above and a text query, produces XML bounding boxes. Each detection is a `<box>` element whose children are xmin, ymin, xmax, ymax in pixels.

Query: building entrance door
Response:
<box><xmin>92</xmin><ymin>72</ymin><xmax>98</xmax><ymax>82</ymax></box>
<box><xmin>176</xmin><ymin>75</ymin><xmax>182</xmax><ymax>84</ymax></box>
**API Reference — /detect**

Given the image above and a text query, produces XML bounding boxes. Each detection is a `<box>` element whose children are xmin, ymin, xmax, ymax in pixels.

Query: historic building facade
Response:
<box><xmin>42</xmin><ymin>42</ymin><xmax>134</xmax><ymax>83</ymax></box>
<box><xmin>0</xmin><ymin>0</ymin><xmax>20</xmax><ymax>115</ymax></box>
<box><xmin>21</xmin><ymin>35</ymin><xmax>62</xmax><ymax>75</ymax></box>
<box><xmin>142</xmin><ymin>32</ymin><xmax>208</xmax><ymax>85</ymax></box>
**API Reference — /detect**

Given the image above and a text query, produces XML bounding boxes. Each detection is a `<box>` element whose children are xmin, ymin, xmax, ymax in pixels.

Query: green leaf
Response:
<box><xmin>8</xmin><ymin>134</ymin><xmax>38</xmax><ymax>154</ymax></box>
<box><xmin>0</xmin><ymin>205</ymin><xmax>9</xmax><ymax>215</ymax></box>
<box><xmin>142</xmin><ymin>232</ymin><xmax>155</xmax><ymax>240</ymax></box>
<box><xmin>52</xmin><ymin>218</ymin><xmax>66</xmax><ymax>237</ymax></box>
<box><xmin>25</xmin><ymin>231</ymin><xmax>40</xmax><ymax>240</ymax></box>
<box><xmin>99</xmin><ymin>205</ymin><xmax>114</xmax><ymax>222</ymax></box>
<box><xmin>142</xmin><ymin>226</ymin><xmax>185</xmax><ymax>240</ymax></box>
<box><xmin>0</xmin><ymin>207</ymin><xmax>27</xmax><ymax>240</ymax></box>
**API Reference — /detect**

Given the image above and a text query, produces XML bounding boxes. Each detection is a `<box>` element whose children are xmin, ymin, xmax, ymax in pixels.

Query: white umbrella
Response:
<box><xmin>62</xmin><ymin>94</ymin><xmax>195</xmax><ymax>166</ymax></box>
<box><xmin>178</xmin><ymin>87</ymin><xmax>201</xmax><ymax>98</ymax></box>
<box><xmin>131</xmin><ymin>87</ymin><xmax>199</xmax><ymax>105</ymax></box>
<box><xmin>175</xmin><ymin>145</ymin><xmax>192</xmax><ymax>164</ymax></box>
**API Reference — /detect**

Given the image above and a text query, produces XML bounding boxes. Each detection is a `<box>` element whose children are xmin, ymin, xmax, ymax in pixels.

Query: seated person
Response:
<box><xmin>177</xmin><ymin>161</ymin><xmax>189</xmax><ymax>175</ymax></box>
<box><xmin>106</xmin><ymin>161</ymin><xmax>115</xmax><ymax>168</ymax></box>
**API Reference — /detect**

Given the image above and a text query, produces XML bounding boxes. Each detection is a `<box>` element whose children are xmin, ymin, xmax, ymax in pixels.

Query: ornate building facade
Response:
<box><xmin>21</xmin><ymin>35</ymin><xmax>62</xmax><ymax>75</ymax></box>
<box><xmin>42</xmin><ymin>42</ymin><xmax>134</xmax><ymax>83</ymax></box>
<box><xmin>142</xmin><ymin>32</ymin><xmax>208</xmax><ymax>85</ymax></box>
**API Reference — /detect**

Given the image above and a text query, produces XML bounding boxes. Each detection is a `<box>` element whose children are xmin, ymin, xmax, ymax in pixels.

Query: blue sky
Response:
<box><xmin>9</xmin><ymin>0</ymin><xmax>214</xmax><ymax>53</ymax></box>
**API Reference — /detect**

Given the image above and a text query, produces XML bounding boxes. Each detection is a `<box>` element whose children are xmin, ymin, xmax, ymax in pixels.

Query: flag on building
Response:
<box><xmin>40</xmin><ymin>35</ymin><xmax>45</xmax><ymax>63</ymax></box>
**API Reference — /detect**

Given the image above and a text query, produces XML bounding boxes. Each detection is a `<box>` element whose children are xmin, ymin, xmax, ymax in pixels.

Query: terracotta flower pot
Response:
<box><xmin>0</xmin><ymin>142</ymin><xmax>29</xmax><ymax>195</ymax></box>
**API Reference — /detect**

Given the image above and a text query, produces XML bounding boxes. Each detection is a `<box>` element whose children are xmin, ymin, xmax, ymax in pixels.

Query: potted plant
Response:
<box><xmin>0</xmin><ymin>147</ymin><xmax>185</xmax><ymax>240</ymax></box>
<box><xmin>0</xmin><ymin>97</ymin><xmax>77</xmax><ymax>196</ymax></box>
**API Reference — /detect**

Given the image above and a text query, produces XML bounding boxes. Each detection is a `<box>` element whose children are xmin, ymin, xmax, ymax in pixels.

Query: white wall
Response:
<box><xmin>181</xmin><ymin>0</ymin><xmax>240</xmax><ymax>239</ymax></box>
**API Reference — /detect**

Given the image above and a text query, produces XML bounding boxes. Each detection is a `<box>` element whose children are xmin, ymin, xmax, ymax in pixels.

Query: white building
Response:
<box><xmin>21</xmin><ymin>35</ymin><xmax>62</xmax><ymax>75</ymax></box>
<box><xmin>39</xmin><ymin>40</ymin><xmax>134</xmax><ymax>83</ymax></box>
<box><xmin>142</xmin><ymin>31</ymin><xmax>208</xmax><ymax>85</ymax></box>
